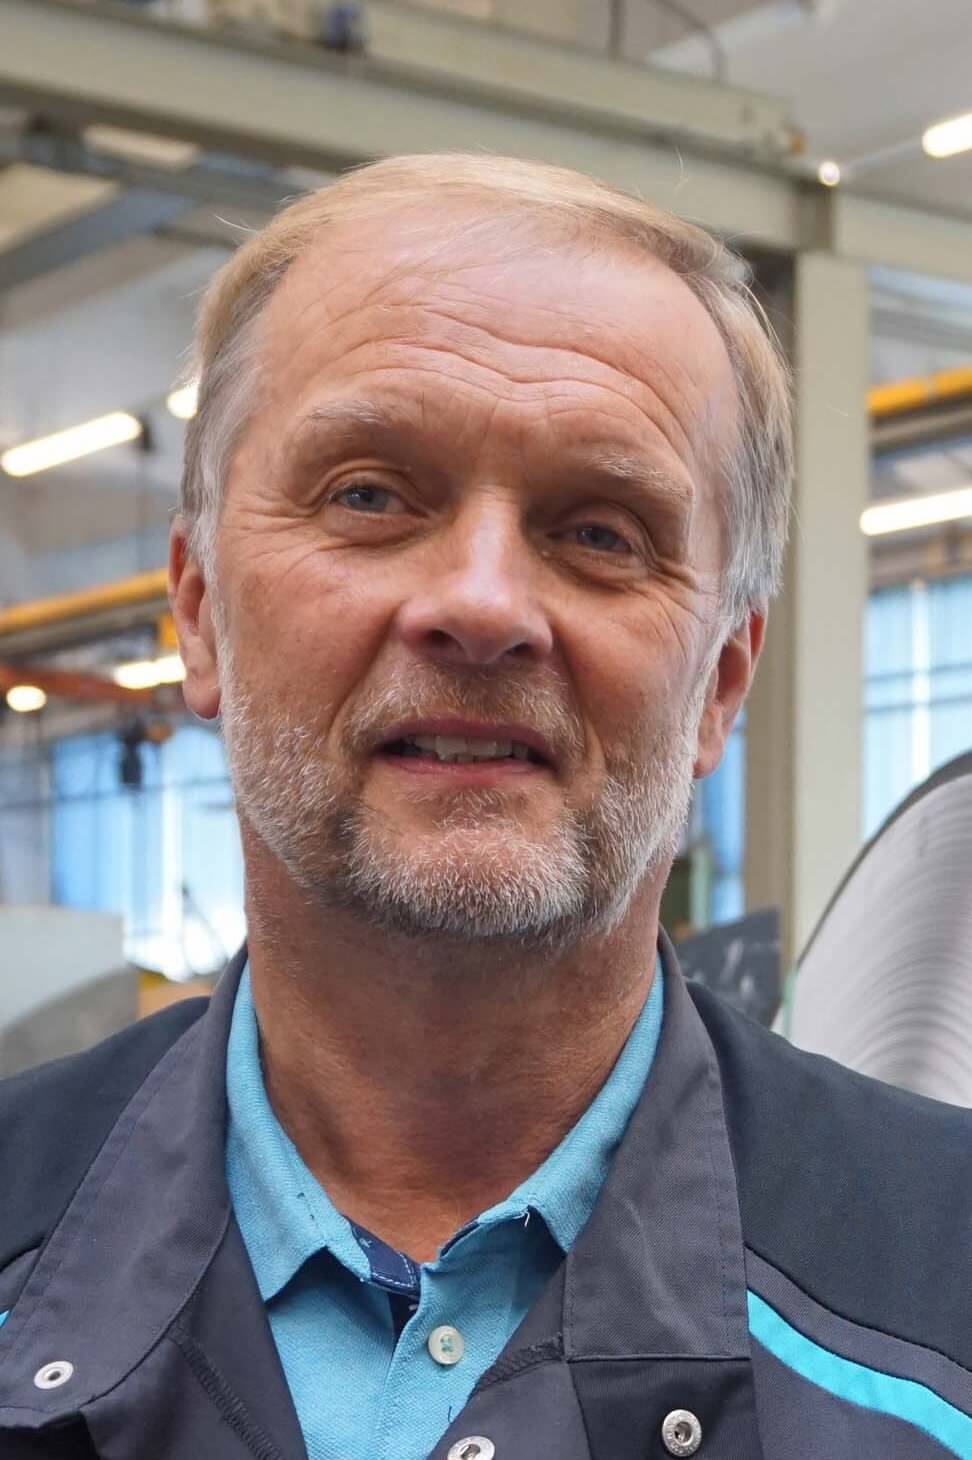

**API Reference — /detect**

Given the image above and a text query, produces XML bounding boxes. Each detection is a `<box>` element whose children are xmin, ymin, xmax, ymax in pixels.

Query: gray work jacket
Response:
<box><xmin>1</xmin><ymin>937</ymin><xmax>971</xmax><ymax>1459</ymax></box>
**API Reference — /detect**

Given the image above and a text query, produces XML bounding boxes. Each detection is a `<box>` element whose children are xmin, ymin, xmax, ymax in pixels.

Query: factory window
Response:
<box><xmin>864</xmin><ymin>574</ymin><xmax>972</xmax><ymax>839</ymax></box>
<box><xmin>698</xmin><ymin>716</ymin><xmax>746</xmax><ymax>924</ymax></box>
<box><xmin>51</xmin><ymin>724</ymin><xmax>243</xmax><ymax>977</ymax></box>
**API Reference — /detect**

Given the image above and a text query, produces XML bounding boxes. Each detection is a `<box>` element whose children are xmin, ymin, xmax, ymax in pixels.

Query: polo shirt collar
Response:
<box><xmin>225</xmin><ymin>956</ymin><xmax>663</xmax><ymax>1300</ymax></box>
<box><xmin>225</xmin><ymin>967</ymin><xmax>372</xmax><ymax>1302</ymax></box>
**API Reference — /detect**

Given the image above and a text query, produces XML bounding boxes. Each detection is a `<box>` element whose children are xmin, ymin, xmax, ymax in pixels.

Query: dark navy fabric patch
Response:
<box><xmin>349</xmin><ymin>1222</ymin><xmax>420</xmax><ymax>1296</ymax></box>
<box><xmin>388</xmin><ymin>1291</ymin><xmax>420</xmax><ymax>1342</ymax></box>
<box><xmin>439</xmin><ymin>1220</ymin><xmax>481</xmax><ymax>1257</ymax></box>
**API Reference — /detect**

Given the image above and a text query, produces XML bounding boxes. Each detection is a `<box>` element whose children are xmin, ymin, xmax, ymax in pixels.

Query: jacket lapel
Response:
<box><xmin>0</xmin><ymin>951</ymin><xmax>306</xmax><ymax>1460</ymax></box>
<box><xmin>83</xmin><ymin>1217</ymin><xmax>307</xmax><ymax>1460</ymax></box>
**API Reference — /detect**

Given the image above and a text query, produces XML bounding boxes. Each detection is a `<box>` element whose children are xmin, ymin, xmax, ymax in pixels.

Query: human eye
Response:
<box><xmin>566</xmin><ymin>522</ymin><xmax>636</xmax><ymax>555</ymax></box>
<box><xmin>330</xmin><ymin>481</ymin><xmax>406</xmax><ymax>514</ymax></box>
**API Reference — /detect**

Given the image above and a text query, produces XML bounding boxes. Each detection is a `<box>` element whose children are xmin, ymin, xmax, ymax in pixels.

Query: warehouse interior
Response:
<box><xmin>1</xmin><ymin>0</ymin><xmax>971</xmax><ymax>1094</ymax></box>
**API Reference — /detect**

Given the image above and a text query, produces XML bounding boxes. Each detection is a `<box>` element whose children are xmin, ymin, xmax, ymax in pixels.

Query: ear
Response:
<box><xmin>694</xmin><ymin>610</ymin><xmax>766</xmax><ymax>779</ymax></box>
<box><xmin>169</xmin><ymin>519</ymin><xmax>221</xmax><ymax>721</ymax></box>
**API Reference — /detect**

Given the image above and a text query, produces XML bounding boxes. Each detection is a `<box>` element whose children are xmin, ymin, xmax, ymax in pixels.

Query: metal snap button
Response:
<box><xmin>33</xmin><ymin>1361</ymin><xmax>74</xmax><ymax>1390</ymax></box>
<box><xmin>428</xmin><ymin>1324</ymin><xmax>465</xmax><ymax>1366</ymax></box>
<box><xmin>662</xmin><ymin>1408</ymin><xmax>702</xmax><ymax>1456</ymax></box>
<box><xmin>447</xmin><ymin>1439</ymin><xmax>495</xmax><ymax>1460</ymax></box>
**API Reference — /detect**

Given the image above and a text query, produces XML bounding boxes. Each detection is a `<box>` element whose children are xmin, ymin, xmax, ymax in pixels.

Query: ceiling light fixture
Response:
<box><xmin>1</xmin><ymin>412</ymin><xmax>143</xmax><ymax>478</ymax></box>
<box><xmin>922</xmin><ymin>111</ymin><xmax>972</xmax><ymax>159</ymax></box>
<box><xmin>166</xmin><ymin>381</ymin><xmax>199</xmax><ymax>421</ymax></box>
<box><xmin>6</xmin><ymin>685</ymin><xmax>47</xmax><ymax>713</ymax></box>
<box><xmin>861</xmin><ymin>486</ymin><xmax>972</xmax><ymax>537</ymax></box>
<box><xmin>817</xmin><ymin>160</ymin><xmax>841</xmax><ymax>187</ymax></box>
<box><xmin>113</xmin><ymin>655</ymin><xmax>186</xmax><ymax>691</ymax></box>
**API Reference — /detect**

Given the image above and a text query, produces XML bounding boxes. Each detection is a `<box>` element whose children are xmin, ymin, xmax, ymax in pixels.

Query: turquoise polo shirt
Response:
<box><xmin>225</xmin><ymin>958</ymin><xmax>663</xmax><ymax>1460</ymax></box>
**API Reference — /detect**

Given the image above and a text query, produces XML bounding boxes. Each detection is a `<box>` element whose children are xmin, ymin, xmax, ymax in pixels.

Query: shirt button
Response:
<box><xmin>662</xmin><ymin>1408</ymin><xmax>702</xmax><ymax>1456</ymax></box>
<box><xmin>428</xmin><ymin>1325</ymin><xmax>465</xmax><ymax>1366</ymax></box>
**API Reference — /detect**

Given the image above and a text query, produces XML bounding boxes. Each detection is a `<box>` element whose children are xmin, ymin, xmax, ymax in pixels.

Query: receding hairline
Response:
<box><xmin>254</xmin><ymin>194</ymin><xmax>740</xmax><ymax>387</ymax></box>
<box><xmin>243</xmin><ymin>196</ymin><xmax>743</xmax><ymax>495</ymax></box>
<box><xmin>192</xmin><ymin>155</ymin><xmax>742</xmax><ymax>375</ymax></box>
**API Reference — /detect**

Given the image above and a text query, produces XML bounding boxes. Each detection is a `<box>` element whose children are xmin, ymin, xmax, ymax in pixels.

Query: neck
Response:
<box><xmin>244</xmin><ymin>841</ymin><xmax>663</xmax><ymax>1263</ymax></box>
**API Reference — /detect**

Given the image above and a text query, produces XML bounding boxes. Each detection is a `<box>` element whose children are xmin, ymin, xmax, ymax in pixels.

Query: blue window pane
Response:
<box><xmin>50</xmin><ymin>723</ymin><xmax>243</xmax><ymax>977</ymax></box>
<box><xmin>931</xmin><ymin>701</ymin><xmax>972</xmax><ymax>770</ymax></box>
<box><xmin>864</xmin><ymin>576</ymin><xmax>972</xmax><ymax>839</ymax></box>
<box><xmin>0</xmin><ymin>744</ymin><xmax>51</xmax><ymax>903</ymax></box>
<box><xmin>866</xmin><ymin>586</ymin><xmax>914</xmax><ymax>677</ymax></box>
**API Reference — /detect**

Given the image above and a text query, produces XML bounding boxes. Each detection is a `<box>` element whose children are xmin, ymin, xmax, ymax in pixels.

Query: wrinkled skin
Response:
<box><xmin>174</xmin><ymin>215</ymin><xmax>756</xmax><ymax>938</ymax></box>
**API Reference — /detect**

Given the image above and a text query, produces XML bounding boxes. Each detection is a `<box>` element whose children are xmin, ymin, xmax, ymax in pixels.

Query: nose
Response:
<box><xmin>394</xmin><ymin>501</ymin><xmax>554</xmax><ymax>668</ymax></box>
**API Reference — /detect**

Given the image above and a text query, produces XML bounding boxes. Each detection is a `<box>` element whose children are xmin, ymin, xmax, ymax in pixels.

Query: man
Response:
<box><xmin>0</xmin><ymin>154</ymin><xmax>969</xmax><ymax>1460</ymax></box>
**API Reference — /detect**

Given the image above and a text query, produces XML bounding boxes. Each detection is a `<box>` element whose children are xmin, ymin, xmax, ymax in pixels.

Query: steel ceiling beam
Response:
<box><xmin>0</xmin><ymin>660</ymin><xmax>153</xmax><ymax>706</ymax></box>
<box><xmin>872</xmin><ymin>402</ymin><xmax>972</xmax><ymax>458</ymax></box>
<box><xmin>0</xmin><ymin>184</ymin><xmax>191</xmax><ymax>291</ymax></box>
<box><xmin>0</xmin><ymin>0</ymin><xmax>803</xmax><ymax>254</ymax></box>
<box><xmin>0</xmin><ymin>569</ymin><xmax>169</xmax><ymax>658</ymax></box>
<box><xmin>5</xmin><ymin>1</ymin><xmax>972</xmax><ymax>284</ymax></box>
<box><xmin>1</xmin><ymin>127</ymin><xmax>298</xmax><ymax>216</ymax></box>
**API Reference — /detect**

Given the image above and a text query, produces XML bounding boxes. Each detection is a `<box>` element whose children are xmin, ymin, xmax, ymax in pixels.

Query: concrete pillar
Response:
<box><xmin>746</xmin><ymin>251</ymin><xmax>871</xmax><ymax>962</ymax></box>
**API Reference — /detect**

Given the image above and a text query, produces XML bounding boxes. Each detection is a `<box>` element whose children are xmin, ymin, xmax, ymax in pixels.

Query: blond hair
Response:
<box><xmin>181</xmin><ymin>153</ymin><xmax>792</xmax><ymax>623</ymax></box>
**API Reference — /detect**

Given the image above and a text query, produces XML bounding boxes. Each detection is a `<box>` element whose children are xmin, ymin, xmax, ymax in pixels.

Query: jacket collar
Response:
<box><xmin>565</xmin><ymin>927</ymin><xmax>750</xmax><ymax>1361</ymax></box>
<box><xmin>476</xmin><ymin>929</ymin><xmax>751</xmax><ymax>1369</ymax></box>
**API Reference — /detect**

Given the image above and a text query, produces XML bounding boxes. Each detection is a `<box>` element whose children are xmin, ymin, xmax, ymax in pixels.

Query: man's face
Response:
<box><xmin>184</xmin><ymin>210</ymin><xmax>746</xmax><ymax>949</ymax></box>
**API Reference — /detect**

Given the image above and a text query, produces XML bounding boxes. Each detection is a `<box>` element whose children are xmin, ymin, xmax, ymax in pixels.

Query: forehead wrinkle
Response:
<box><xmin>291</xmin><ymin>360</ymin><xmax>699</xmax><ymax>485</ymax></box>
<box><xmin>268</xmin><ymin>215</ymin><xmax>733</xmax><ymax>424</ymax></box>
<box><xmin>380</xmin><ymin>301</ymin><xmax>713</xmax><ymax>472</ymax></box>
<box><xmin>268</xmin><ymin>248</ymin><xmax>732</xmax><ymax>486</ymax></box>
<box><xmin>386</xmin><ymin>267</ymin><xmax>732</xmax><ymax>420</ymax></box>
<box><xmin>267</xmin><ymin>210</ymin><xmax>568</xmax><ymax>368</ymax></box>
<box><xmin>283</xmin><ymin>275</ymin><xmax>710</xmax><ymax>414</ymax></box>
<box><xmin>310</xmin><ymin>325</ymin><xmax>701</xmax><ymax>476</ymax></box>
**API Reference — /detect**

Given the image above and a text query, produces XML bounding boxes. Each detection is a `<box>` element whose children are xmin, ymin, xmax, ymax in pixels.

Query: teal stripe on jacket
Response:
<box><xmin>748</xmin><ymin>1290</ymin><xmax>972</xmax><ymax>1459</ymax></box>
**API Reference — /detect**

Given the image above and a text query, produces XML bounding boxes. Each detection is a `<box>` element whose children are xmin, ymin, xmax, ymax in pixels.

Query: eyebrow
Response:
<box><xmin>289</xmin><ymin>399</ymin><xmax>413</xmax><ymax>447</ymax></box>
<box><xmin>286</xmin><ymin>401</ymin><xmax>695</xmax><ymax>515</ymax></box>
<box><xmin>574</xmin><ymin>449</ymin><xmax>695</xmax><ymax>515</ymax></box>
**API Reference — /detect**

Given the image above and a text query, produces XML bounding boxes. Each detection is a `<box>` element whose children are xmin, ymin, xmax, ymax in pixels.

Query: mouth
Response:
<box><xmin>375</xmin><ymin>721</ymin><xmax>554</xmax><ymax>773</ymax></box>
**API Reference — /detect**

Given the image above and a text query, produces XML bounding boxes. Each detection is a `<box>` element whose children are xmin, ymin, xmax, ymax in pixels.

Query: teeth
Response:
<box><xmin>402</xmin><ymin>733</ymin><xmax>528</xmax><ymax>762</ymax></box>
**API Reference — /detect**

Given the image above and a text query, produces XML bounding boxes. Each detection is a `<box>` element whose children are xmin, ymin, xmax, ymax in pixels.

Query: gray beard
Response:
<box><xmin>218</xmin><ymin>648</ymin><xmax>707</xmax><ymax>954</ymax></box>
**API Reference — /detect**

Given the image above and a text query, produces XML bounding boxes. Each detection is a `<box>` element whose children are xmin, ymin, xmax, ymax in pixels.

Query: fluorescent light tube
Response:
<box><xmin>113</xmin><ymin>655</ymin><xmax>186</xmax><ymax>690</ymax></box>
<box><xmin>166</xmin><ymin>381</ymin><xmax>199</xmax><ymax>421</ymax></box>
<box><xmin>922</xmin><ymin>112</ymin><xmax>972</xmax><ymax>159</ymax></box>
<box><xmin>1</xmin><ymin>412</ymin><xmax>142</xmax><ymax>478</ymax></box>
<box><xmin>861</xmin><ymin>486</ymin><xmax>972</xmax><ymax>537</ymax></box>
